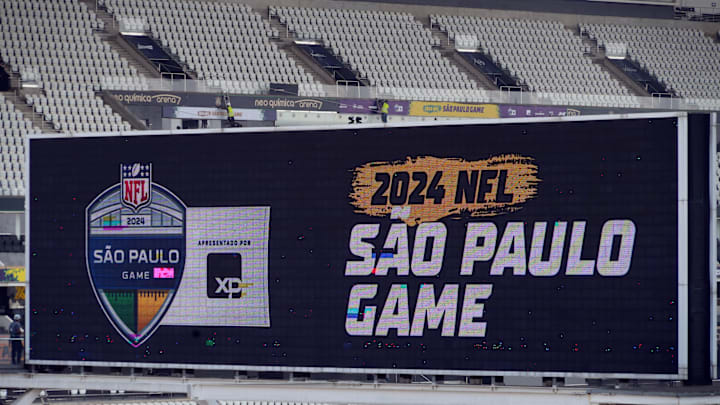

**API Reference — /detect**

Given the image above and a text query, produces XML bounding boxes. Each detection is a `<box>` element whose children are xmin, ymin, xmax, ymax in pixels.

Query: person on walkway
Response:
<box><xmin>381</xmin><ymin>100</ymin><xmax>389</xmax><ymax>123</ymax></box>
<box><xmin>9</xmin><ymin>314</ymin><xmax>23</xmax><ymax>365</ymax></box>
<box><xmin>225</xmin><ymin>94</ymin><xmax>235</xmax><ymax>125</ymax></box>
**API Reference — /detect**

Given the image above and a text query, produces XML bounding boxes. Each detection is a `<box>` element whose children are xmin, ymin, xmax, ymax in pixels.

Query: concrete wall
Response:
<box><xmin>275</xmin><ymin>111</ymin><xmax>468</xmax><ymax>126</ymax></box>
<box><xmin>0</xmin><ymin>253</ymin><xmax>23</xmax><ymax>267</ymax></box>
<box><xmin>335</xmin><ymin>0</ymin><xmax>675</xmax><ymax>19</ymax></box>
<box><xmin>0</xmin><ymin>213</ymin><xmax>23</xmax><ymax>237</ymax></box>
<box><xmin>238</xmin><ymin>0</ymin><xmax>720</xmax><ymax>35</ymax></box>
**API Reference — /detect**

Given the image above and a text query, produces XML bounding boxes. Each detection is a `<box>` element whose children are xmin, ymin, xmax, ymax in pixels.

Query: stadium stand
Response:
<box><xmin>0</xmin><ymin>0</ymin><xmax>136</xmax><ymax>133</ymax></box>
<box><xmin>0</xmin><ymin>0</ymin><xmax>717</xmax><ymax>197</ymax></box>
<box><xmin>271</xmin><ymin>6</ymin><xmax>487</xmax><ymax>102</ymax></box>
<box><xmin>432</xmin><ymin>15</ymin><xmax>639</xmax><ymax>107</ymax></box>
<box><xmin>103</xmin><ymin>0</ymin><xmax>325</xmax><ymax>96</ymax></box>
<box><xmin>0</xmin><ymin>94</ymin><xmax>36</xmax><ymax>196</ymax></box>
<box><xmin>581</xmin><ymin>23</ymin><xmax>720</xmax><ymax>105</ymax></box>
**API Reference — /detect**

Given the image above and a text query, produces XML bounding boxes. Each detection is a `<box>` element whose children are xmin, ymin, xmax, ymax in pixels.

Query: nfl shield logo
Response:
<box><xmin>121</xmin><ymin>163</ymin><xmax>151</xmax><ymax>212</ymax></box>
<box><xmin>87</xmin><ymin>162</ymin><xmax>186</xmax><ymax>347</ymax></box>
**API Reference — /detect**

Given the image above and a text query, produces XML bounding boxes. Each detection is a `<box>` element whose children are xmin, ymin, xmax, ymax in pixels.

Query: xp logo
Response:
<box><xmin>86</xmin><ymin>163</ymin><xmax>186</xmax><ymax>347</ymax></box>
<box><xmin>214</xmin><ymin>277</ymin><xmax>245</xmax><ymax>297</ymax></box>
<box><xmin>207</xmin><ymin>253</ymin><xmax>253</xmax><ymax>299</ymax></box>
<box><xmin>423</xmin><ymin>104</ymin><xmax>442</xmax><ymax>114</ymax></box>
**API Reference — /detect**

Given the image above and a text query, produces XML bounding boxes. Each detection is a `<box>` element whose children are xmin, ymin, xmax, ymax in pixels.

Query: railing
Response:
<box><xmin>160</xmin><ymin>72</ymin><xmax>188</xmax><ymax>92</ymax></box>
<box><xmin>674</xmin><ymin>6</ymin><xmax>720</xmax><ymax>22</ymax></box>
<box><xmin>499</xmin><ymin>86</ymin><xmax>525</xmax><ymax>104</ymax></box>
<box><xmin>651</xmin><ymin>92</ymin><xmax>676</xmax><ymax>109</ymax></box>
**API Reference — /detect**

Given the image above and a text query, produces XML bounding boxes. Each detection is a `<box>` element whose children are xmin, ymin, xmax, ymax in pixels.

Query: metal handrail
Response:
<box><xmin>500</xmin><ymin>86</ymin><xmax>524</xmax><ymax>104</ymax></box>
<box><xmin>650</xmin><ymin>92</ymin><xmax>675</xmax><ymax>109</ymax></box>
<box><xmin>336</xmin><ymin>80</ymin><xmax>360</xmax><ymax>98</ymax></box>
<box><xmin>160</xmin><ymin>72</ymin><xmax>187</xmax><ymax>92</ymax></box>
<box><xmin>500</xmin><ymin>86</ymin><xmax>522</xmax><ymax>92</ymax></box>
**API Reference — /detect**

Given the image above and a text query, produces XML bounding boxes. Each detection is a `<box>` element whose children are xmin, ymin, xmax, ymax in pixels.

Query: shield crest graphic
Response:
<box><xmin>86</xmin><ymin>163</ymin><xmax>186</xmax><ymax>347</ymax></box>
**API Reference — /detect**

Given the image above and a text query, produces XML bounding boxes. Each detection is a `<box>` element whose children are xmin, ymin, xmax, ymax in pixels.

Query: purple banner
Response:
<box><xmin>500</xmin><ymin>105</ymin><xmax>578</xmax><ymax>118</ymax></box>
<box><xmin>337</xmin><ymin>99</ymin><xmax>409</xmax><ymax>116</ymax></box>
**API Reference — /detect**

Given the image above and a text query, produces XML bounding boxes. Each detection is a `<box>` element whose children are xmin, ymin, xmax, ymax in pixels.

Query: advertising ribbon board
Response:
<box><xmin>28</xmin><ymin>113</ymin><xmax>710</xmax><ymax>379</ymax></box>
<box><xmin>499</xmin><ymin>105</ymin><xmax>580</xmax><ymax>118</ymax></box>
<box><xmin>338</xmin><ymin>99</ymin><xmax>410</xmax><ymax>115</ymax></box>
<box><xmin>108</xmin><ymin>91</ymin><xmax>336</xmax><ymax>111</ymax></box>
<box><xmin>409</xmin><ymin>102</ymin><xmax>499</xmax><ymax>118</ymax></box>
<box><xmin>162</xmin><ymin>106</ymin><xmax>268</xmax><ymax>121</ymax></box>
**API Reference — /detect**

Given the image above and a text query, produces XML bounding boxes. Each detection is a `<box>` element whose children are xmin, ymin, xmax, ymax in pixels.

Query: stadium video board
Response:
<box><xmin>27</xmin><ymin>113</ymin><xmax>698</xmax><ymax>379</ymax></box>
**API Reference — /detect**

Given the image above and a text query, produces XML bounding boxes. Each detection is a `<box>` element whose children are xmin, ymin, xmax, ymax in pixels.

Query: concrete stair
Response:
<box><xmin>257</xmin><ymin>10</ymin><xmax>342</xmax><ymax>86</ymax></box>
<box><xmin>82</xmin><ymin>0</ymin><xmax>120</xmax><ymax>35</ymax></box>
<box><xmin>572</xmin><ymin>26</ymin><xmax>650</xmax><ymax>97</ymax></box>
<box><xmin>280</xmin><ymin>44</ymin><xmax>340</xmax><ymax>86</ymax></box>
<box><xmin>102</xmin><ymin>34</ymin><xmax>163</xmax><ymax>79</ymax></box>
<box><xmin>1</xmin><ymin>91</ymin><xmax>56</xmax><ymax>133</ymax></box>
<box><xmin>78</xmin><ymin>0</ymin><xmax>162</xmax><ymax>79</ymax></box>
<box><xmin>265</xmin><ymin>12</ymin><xmax>293</xmax><ymax>42</ymax></box>
<box><xmin>421</xmin><ymin>21</ymin><xmax>498</xmax><ymax>91</ymax></box>
<box><xmin>0</xmin><ymin>64</ymin><xmax>56</xmax><ymax>133</ymax></box>
<box><xmin>81</xmin><ymin>0</ymin><xmax>197</xmax><ymax>80</ymax></box>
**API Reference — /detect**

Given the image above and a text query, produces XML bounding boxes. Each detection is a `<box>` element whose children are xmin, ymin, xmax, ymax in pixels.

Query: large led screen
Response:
<box><xmin>28</xmin><ymin>115</ymin><xmax>686</xmax><ymax>378</ymax></box>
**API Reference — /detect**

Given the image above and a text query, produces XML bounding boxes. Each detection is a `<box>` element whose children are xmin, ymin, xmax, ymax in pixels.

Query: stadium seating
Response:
<box><xmin>0</xmin><ymin>94</ymin><xmax>37</xmax><ymax>196</ymax></box>
<box><xmin>432</xmin><ymin>15</ymin><xmax>638</xmax><ymax>106</ymax></box>
<box><xmin>272</xmin><ymin>6</ymin><xmax>487</xmax><ymax>102</ymax></box>
<box><xmin>581</xmin><ymin>23</ymin><xmax>720</xmax><ymax>102</ymax></box>
<box><xmin>0</xmin><ymin>0</ymin><xmax>135</xmax><ymax>133</ymax></box>
<box><xmin>104</xmin><ymin>0</ymin><xmax>325</xmax><ymax>96</ymax></box>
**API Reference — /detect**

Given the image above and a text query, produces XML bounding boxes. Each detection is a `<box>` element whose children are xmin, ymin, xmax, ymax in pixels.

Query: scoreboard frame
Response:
<box><xmin>24</xmin><ymin>112</ymin><xmax>715</xmax><ymax>381</ymax></box>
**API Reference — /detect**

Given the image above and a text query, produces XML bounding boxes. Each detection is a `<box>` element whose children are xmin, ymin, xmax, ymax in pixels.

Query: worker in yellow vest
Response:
<box><xmin>227</xmin><ymin>102</ymin><xmax>235</xmax><ymax>124</ymax></box>
<box><xmin>381</xmin><ymin>100</ymin><xmax>389</xmax><ymax>123</ymax></box>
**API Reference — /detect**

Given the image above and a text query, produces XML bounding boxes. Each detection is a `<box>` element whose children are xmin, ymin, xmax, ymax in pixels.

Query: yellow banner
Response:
<box><xmin>0</xmin><ymin>267</ymin><xmax>25</xmax><ymax>283</ymax></box>
<box><xmin>409</xmin><ymin>101</ymin><xmax>499</xmax><ymax>118</ymax></box>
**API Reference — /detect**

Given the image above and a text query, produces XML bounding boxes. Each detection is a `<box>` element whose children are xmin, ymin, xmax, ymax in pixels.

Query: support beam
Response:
<box><xmin>189</xmin><ymin>383</ymin><xmax>591</xmax><ymax>405</ymax></box>
<box><xmin>2</xmin><ymin>373</ymin><xmax>720</xmax><ymax>405</ymax></box>
<box><xmin>0</xmin><ymin>373</ymin><xmax>189</xmax><ymax>394</ymax></box>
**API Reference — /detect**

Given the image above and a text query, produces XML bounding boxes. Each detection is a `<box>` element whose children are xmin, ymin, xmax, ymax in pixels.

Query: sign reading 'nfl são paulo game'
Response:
<box><xmin>29</xmin><ymin>114</ymin><xmax>712</xmax><ymax>380</ymax></box>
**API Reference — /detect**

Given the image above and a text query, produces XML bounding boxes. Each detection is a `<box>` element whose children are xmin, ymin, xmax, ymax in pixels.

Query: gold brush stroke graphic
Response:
<box><xmin>349</xmin><ymin>155</ymin><xmax>540</xmax><ymax>226</ymax></box>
